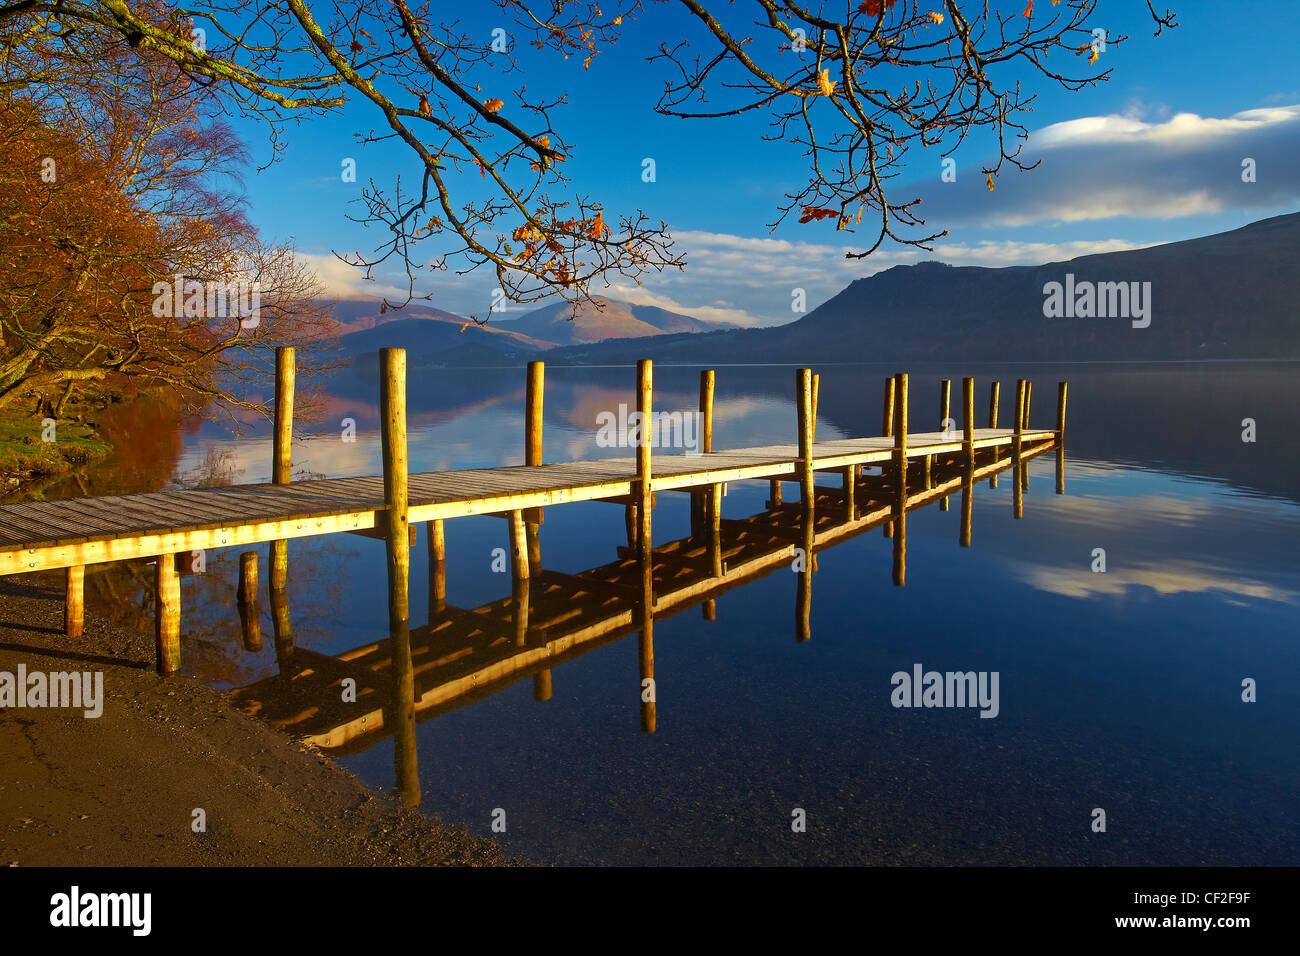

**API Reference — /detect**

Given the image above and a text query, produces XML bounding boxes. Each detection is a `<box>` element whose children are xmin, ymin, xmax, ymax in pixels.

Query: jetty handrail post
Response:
<box><xmin>1013</xmin><ymin>379</ymin><xmax>1026</xmax><ymax>520</ymax></box>
<box><xmin>270</xmin><ymin>345</ymin><xmax>295</xmax><ymax>592</ymax></box>
<box><xmin>989</xmin><ymin>381</ymin><xmax>1001</xmax><ymax>489</ymax></box>
<box><xmin>524</xmin><ymin>360</ymin><xmax>544</xmax><ymax>573</ymax></box>
<box><xmin>1055</xmin><ymin>381</ymin><xmax>1069</xmax><ymax>496</ymax></box>
<box><xmin>892</xmin><ymin>372</ymin><xmax>909</xmax><ymax>586</ymax></box>
<box><xmin>882</xmin><ymin>377</ymin><xmax>895</xmax><ymax>437</ymax></box>
<box><xmin>811</xmin><ymin>372</ymin><xmax>819</xmax><ymax>443</ymax></box>
<box><xmin>64</xmin><ymin>565</ymin><xmax>84</xmax><ymax>638</ymax></box>
<box><xmin>155</xmin><ymin>553</ymin><xmax>181</xmax><ymax>673</ymax></box>
<box><xmin>1023</xmin><ymin>380</ymin><xmax>1033</xmax><ymax>429</ymax></box>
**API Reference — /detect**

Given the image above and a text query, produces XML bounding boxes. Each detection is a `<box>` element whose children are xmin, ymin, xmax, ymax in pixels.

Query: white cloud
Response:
<box><xmin>295</xmin><ymin>251</ymin><xmax>410</xmax><ymax>301</ymax></box>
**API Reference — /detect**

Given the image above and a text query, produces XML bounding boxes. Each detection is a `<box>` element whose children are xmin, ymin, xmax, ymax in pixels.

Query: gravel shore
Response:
<box><xmin>0</xmin><ymin>575</ymin><xmax>512</xmax><ymax>866</ymax></box>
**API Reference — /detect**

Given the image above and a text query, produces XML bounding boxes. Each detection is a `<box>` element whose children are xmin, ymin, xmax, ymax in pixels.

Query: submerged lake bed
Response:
<box><xmin>49</xmin><ymin>361</ymin><xmax>1300</xmax><ymax>865</ymax></box>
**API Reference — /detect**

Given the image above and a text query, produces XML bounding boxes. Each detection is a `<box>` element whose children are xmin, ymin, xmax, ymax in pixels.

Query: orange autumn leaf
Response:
<box><xmin>986</xmin><ymin>172</ymin><xmax>995</xmax><ymax>192</ymax></box>
<box><xmin>418</xmin><ymin>94</ymin><xmax>431</xmax><ymax>116</ymax></box>
<box><xmin>483</xmin><ymin>98</ymin><xmax>504</xmax><ymax>113</ymax></box>
<box><xmin>926</xmin><ymin>11</ymin><xmax>944</xmax><ymax>25</ymax></box>
<box><xmin>816</xmin><ymin>68</ymin><xmax>837</xmax><ymax>97</ymax></box>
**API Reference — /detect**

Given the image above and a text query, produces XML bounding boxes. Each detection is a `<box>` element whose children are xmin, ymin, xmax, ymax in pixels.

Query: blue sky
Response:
<box><xmin>227</xmin><ymin>0</ymin><xmax>1300</xmax><ymax>326</ymax></box>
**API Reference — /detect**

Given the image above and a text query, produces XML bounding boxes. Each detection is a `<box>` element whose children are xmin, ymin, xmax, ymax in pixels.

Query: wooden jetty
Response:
<box><xmin>0</xmin><ymin>348</ymin><xmax>1065</xmax><ymax>677</ymax></box>
<box><xmin>230</xmin><ymin>436</ymin><xmax>1059</xmax><ymax>754</ymax></box>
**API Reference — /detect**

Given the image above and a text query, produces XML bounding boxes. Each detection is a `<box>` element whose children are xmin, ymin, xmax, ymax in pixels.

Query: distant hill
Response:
<box><xmin>544</xmin><ymin>212</ymin><xmax>1300</xmax><ymax>364</ymax></box>
<box><xmin>492</xmin><ymin>296</ymin><xmax>731</xmax><ymax>346</ymax></box>
<box><xmin>333</xmin><ymin>303</ymin><xmax>550</xmax><ymax>358</ymax></box>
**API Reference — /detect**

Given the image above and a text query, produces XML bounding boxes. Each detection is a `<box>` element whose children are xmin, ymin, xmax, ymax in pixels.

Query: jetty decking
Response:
<box><xmin>0</xmin><ymin>350</ymin><xmax>1066</xmax><ymax>677</ymax></box>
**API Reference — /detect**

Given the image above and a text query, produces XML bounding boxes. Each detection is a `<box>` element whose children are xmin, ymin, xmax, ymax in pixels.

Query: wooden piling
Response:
<box><xmin>700</xmin><ymin>369</ymin><xmax>714</xmax><ymax>454</ymax></box>
<box><xmin>270</xmin><ymin>582</ymin><xmax>293</xmax><ymax>662</ymax></box>
<box><xmin>238</xmin><ymin>598</ymin><xmax>262</xmax><ymax>652</ymax></box>
<box><xmin>1023</xmin><ymin>380</ymin><xmax>1032</xmax><ymax>429</ymax></box>
<box><xmin>64</xmin><ymin>565</ymin><xmax>83</xmax><ymax>638</ymax></box>
<box><xmin>270</xmin><ymin>346</ymin><xmax>295</xmax><ymax>591</ymax></box>
<box><xmin>237</xmin><ymin>551</ymin><xmax>258</xmax><ymax>605</ymax></box>
<box><xmin>841</xmin><ymin>466</ymin><xmax>855</xmax><ymax>521</ymax></box>
<box><xmin>797</xmin><ymin>369</ymin><xmax>815</xmax><ymax>508</ymax></box>
<box><xmin>155</xmin><ymin>553</ymin><xmax>180</xmax><ymax>673</ymax></box>
<box><xmin>708</xmin><ymin>483</ymin><xmax>724</xmax><ymax>578</ymax></box>
<box><xmin>636</xmin><ymin>360</ymin><xmax>653</xmax><ymax>559</ymax></box>
<box><xmin>703</xmin><ymin>599</ymin><xmax>717</xmax><ymax>622</ymax></box>
<box><xmin>882</xmin><ymin>377</ymin><xmax>895</xmax><ymax>438</ymax></box>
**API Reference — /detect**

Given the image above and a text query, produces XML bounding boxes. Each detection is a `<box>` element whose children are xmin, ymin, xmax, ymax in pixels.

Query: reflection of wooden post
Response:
<box><xmin>892</xmin><ymin>374</ymin><xmax>909</xmax><ymax>587</ymax></box>
<box><xmin>427</xmin><ymin>519</ymin><xmax>446</xmax><ymax>617</ymax></box>
<box><xmin>533</xmin><ymin>671</ymin><xmax>552</xmax><ymax>702</ymax></box>
<box><xmin>708</xmin><ymin>483</ymin><xmax>723</xmax><ymax>578</ymax></box>
<box><xmin>703</xmin><ymin>599</ymin><xmax>716</xmax><ymax>621</ymax></box>
<box><xmin>1013</xmin><ymin>379</ymin><xmax>1025</xmax><ymax>520</ymax></box>
<box><xmin>638</xmin><ymin>621</ymin><xmax>656</xmax><ymax>733</ymax></box>
<box><xmin>155</xmin><ymin>553</ymin><xmax>180</xmax><ymax>673</ymax></box>
<box><xmin>989</xmin><ymin>381</ymin><xmax>1000</xmax><ymax>489</ymax></box>
<box><xmin>939</xmin><ymin>378</ymin><xmax>951</xmax><ymax>512</ymax></box>
<box><xmin>64</xmin><ymin>565</ymin><xmax>84</xmax><ymax>638</ymax></box>
<box><xmin>637</xmin><ymin>360</ymin><xmax>653</xmax><ymax>559</ymax></box>
<box><xmin>841</xmin><ymin>466</ymin><xmax>855</xmax><ymax>521</ymax></box>
<box><xmin>796</xmin><ymin>509</ymin><xmax>813</xmax><ymax>642</ymax></box>
<box><xmin>270</xmin><ymin>584</ymin><xmax>293</xmax><ymax>662</ymax></box>
<box><xmin>960</xmin><ymin>468</ymin><xmax>974</xmax><ymax>548</ymax></box>
<box><xmin>797</xmin><ymin>369</ymin><xmax>814</xmax><ymax>509</ymax></box>
<box><xmin>237</xmin><ymin>551</ymin><xmax>258</xmax><ymax>604</ymax></box>
<box><xmin>271</xmin><ymin>346</ymin><xmax>294</xmax><ymax>591</ymax></box>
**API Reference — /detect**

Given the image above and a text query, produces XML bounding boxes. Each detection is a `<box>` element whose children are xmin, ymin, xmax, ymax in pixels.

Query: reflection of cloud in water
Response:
<box><xmin>1016</xmin><ymin>560</ymin><xmax>1298</xmax><ymax>605</ymax></box>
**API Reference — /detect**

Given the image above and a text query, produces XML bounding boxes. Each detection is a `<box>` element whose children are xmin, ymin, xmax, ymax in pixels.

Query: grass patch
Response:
<box><xmin>0</xmin><ymin>415</ymin><xmax>111</xmax><ymax>481</ymax></box>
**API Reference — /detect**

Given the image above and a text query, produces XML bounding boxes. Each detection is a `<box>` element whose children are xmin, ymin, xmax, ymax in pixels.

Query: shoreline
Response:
<box><xmin>0</xmin><ymin>575</ymin><xmax>513</xmax><ymax>867</ymax></box>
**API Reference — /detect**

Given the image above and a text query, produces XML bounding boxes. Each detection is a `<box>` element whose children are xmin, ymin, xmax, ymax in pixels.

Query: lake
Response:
<box><xmin>58</xmin><ymin>360</ymin><xmax>1300</xmax><ymax>865</ymax></box>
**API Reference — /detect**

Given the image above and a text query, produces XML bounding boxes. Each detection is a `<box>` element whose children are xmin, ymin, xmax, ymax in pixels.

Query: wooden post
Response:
<box><xmin>989</xmin><ymin>381</ymin><xmax>1001</xmax><ymax>489</ymax></box>
<box><xmin>1013</xmin><ymin>379</ymin><xmax>1026</xmax><ymax>520</ymax></box>
<box><xmin>1023</xmin><ymin>380</ymin><xmax>1032</xmax><ymax>429</ymax></box>
<box><xmin>768</xmin><ymin>479</ymin><xmax>782</xmax><ymax>507</ymax></box>
<box><xmin>797</xmin><ymin>369</ymin><xmax>814</xmax><ymax>509</ymax></box>
<box><xmin>64</xmin><ymin>565</ymin><xmax>84</xmax><ymax>638</ymax></box>
<box><xmin>939</xmin><ymin>378</ymin><xmax>951</xmax><ymax>511</ymax></box>
<box><xmin>882</xmin><ymin>377</ymin><xmax>895</xmax><ymax>437</ymax></box>
<box><xmin>380</xmin><ymin>348</ymin><xmax>411</xmax><ymax>632</ymax></box>
<box><xmin>237</xmin><ymin>551</ymin><xmax>258</xmax><ymax>604</ymax></box>
<box><xmin>699</xmin><ymin>369</ymin><xmax>714</xmax><ymax>454</ymax></box>
<box><xmin>636</xmin><ymin>360</ymin><xmax>653</xmax><ymax>559</ymax></box>
<box><xmin>270</xmin><ymin>346</ymin><xmax>295</xmax><ymax>591</ymax></box>
<box><xmin>427</xmin><ymin>519</ymin><xmax>446</xmax><ymax>617</ymax></box>
<box><xmin>892</xmin><ymin>373</ymin><xmax>909</xmax><ymax>586</ymax></box>
<box><xmin>796</xmin><ymin>506</ymin><xmax>813</xmax><ymax>642</ymax></box>
<box><xmin>1055</xmin><ymin>380</ymin><xmax>1068</xmax><ymax>496</ymax></box>
<box><xmin>525</xmin><ymin>361</ymin><xmax>544</xmax><ymax>528</ymax></box>
<box><xmin>811</xmin><ymin>372</ymin><xmax>819</xmax><ymax>443</ymax></box>
<box><xmin>841</xmin><ymin>466</ymin><xmax>855</xmax><ymax>521</ymax></box>
<box><xmin>703</xmin><ymin>599</ymin><xmax>717</xmax><ymax>621</ymax></box>
<box><xmin>155</xmin><ymin>553</ymin><xmax>180</xmax><ymax>673</ymax></box>
<box><xmin>962</xmin><ymin>377</ymin><xmax>976</xmax><ymax>469</ymax></box>
<box><xmin>1055</xmin><ymin>381</ymin><xmax>1068</xmax><ymax>439</ymax></box>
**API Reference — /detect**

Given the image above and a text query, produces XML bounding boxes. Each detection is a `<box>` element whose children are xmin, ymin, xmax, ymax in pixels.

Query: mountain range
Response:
<box><xmin>327</xmin><ymin>212</ymin><xmax>1300</xmax><ymax>365</ymax></box>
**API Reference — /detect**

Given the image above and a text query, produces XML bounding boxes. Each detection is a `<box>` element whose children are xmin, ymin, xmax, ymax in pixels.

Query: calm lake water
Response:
<box><xmin>64</xmin><ymin>361</ymin><xmax>1300</xmax><ymax>865</ymax></box>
